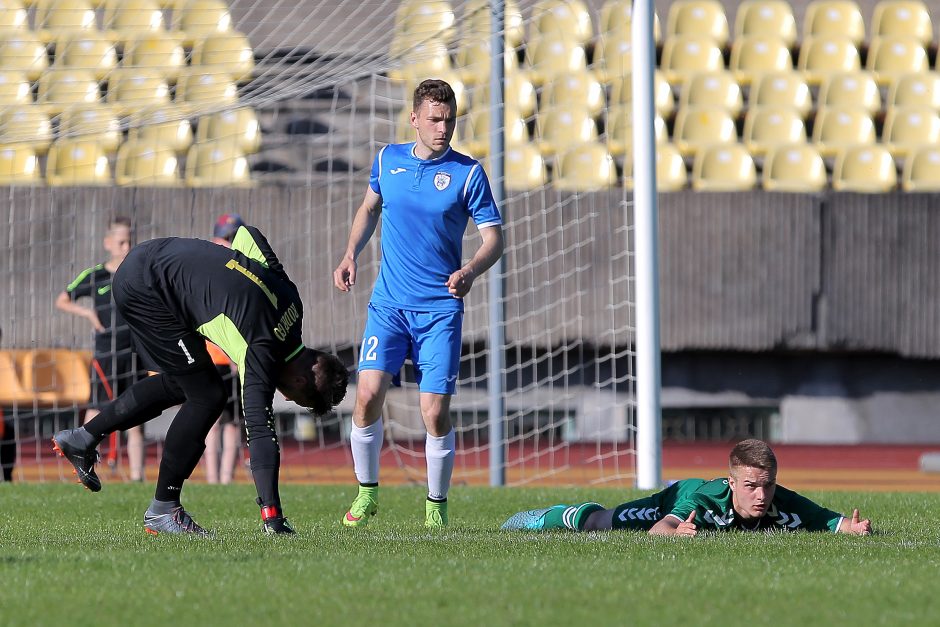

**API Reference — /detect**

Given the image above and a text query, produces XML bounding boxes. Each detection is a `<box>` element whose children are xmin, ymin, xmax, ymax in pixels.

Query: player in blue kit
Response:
<box><xmin>333</xmin><ymin>78</ymin><xmax>504</xmax><ymax>528</ymax></box>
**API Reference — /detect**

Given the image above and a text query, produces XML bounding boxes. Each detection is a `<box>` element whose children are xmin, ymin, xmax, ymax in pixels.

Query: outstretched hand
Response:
<box><xmin>445</xmin><ymin>267</ymin><xmax>476</xmax><ymax>298</ymax></box>
<box><xmin>842</xmin><ymin>508</ymin><xmax>872</xmax><ymax>535</ymax></box>
<box><xmin>676</xmin><ymin>511</ymin><xmax>698</xmax><ymax>537</ymax></box>
<box><xmin>333</xmin><ymin>258</ymin><xmax>357</xmax><ymax>292</ymax></box>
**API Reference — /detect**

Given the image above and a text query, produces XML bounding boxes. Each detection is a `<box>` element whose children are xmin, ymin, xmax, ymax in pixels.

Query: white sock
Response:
<box><xmin>350</xmin><ymin>418</ymin><xmax>383</xmax><ymax>485</ymax></box>
<box><xmin>425</xmin><ymin>429</ymin><xmax>455</xmax><ymax>501</ymax></box>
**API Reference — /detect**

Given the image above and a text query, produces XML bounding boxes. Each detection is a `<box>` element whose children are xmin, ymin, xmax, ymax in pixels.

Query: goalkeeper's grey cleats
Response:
<box><xmin>144</xmin><ymin>505</ymin><xmax>210</xmax><ymax>537</ymax></box>
<box><xmin>51</xmin><ymin>428</ymin><xmax>101</xmax><ymax>492</ymax></box>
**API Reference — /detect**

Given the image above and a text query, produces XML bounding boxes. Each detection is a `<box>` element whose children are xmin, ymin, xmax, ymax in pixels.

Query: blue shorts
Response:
<box><xmin>358</xmin><ymin>303</ymin><xmax>463</xmax><ymax>394</ymax></box>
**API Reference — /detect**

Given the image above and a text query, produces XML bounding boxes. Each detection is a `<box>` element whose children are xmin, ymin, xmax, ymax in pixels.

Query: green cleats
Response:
<box><xmin>425</xmin><ymin>499</ymin><xmax>448</xmax><ymax>529</ymax></box>
<box><xmin>342</xmin><ymin>486</ymin><xmax>378</xmax><ymax>527</ymax></box>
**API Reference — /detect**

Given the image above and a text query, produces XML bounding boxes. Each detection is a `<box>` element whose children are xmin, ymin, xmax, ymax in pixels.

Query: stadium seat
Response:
<box><xmin>610</xmin><ymin>71</ymin><xmax>674</xmax><ymax>118</ymax></box>
<box><xmin>592</xmin><ymin>30</ymin><xmax>632</xmax><ymax>84</ymax></box>
<box><xmin>0</xmin><ymin>143</ymin><xmax>40</xmax><ymax>184</ymax></box>
<box><xmin>175</xmin><ymin>69</ymin><xmax>238</xmax><ymax>114</ymax></box>
<box><xmin>504</xmin><ymin>143</ymin><xmax>548</xmax><ymax>190</ymax></box>
<box><xmin>606</xmin><ymin>105</ymin><xmax>667</xmax><ymax>156</ymax></box>
<box><xmin>553</xmin><ymin>143</ymin><xmax>617</xmax><ymax>191</ymax></box>
<box><xmin>901</xmin><ymin>145</ymin><xmax>940</xmax><ymax>191</ymax></box>
<box><xmin>734</xmin><ymin>0</ymin><xmax>797</xmax><ymax>47</ymax></box>
<box><xmin>127</xmin><ymin>106</ymin><xmax>193</xmax><ymax>153</ymax></box>
<box><xmin>797</xmin><ymin>36</ymin><xmax>862</xmax><ymax>85</ymax></box>
<box><xmin>0</xmin><ymin>106</ymin><xmax>52</xmax><ymax>154</ymax></box>
<box><xmin>672</xmin><ymin>106</ymin><xmax>737</xmax><ymax>157</ymax></box>
<box><xmin>762</xmin><ymin>144</ymin><xmax>828</xmax><ymax>192</ymax></box>
<box><xmin>184</xmin><ymin>140</ymin><xmax>251</xmax><ymax>187</ymax></box>
<box><xmin>106</xmin><ymin>68</ymin><xmax>171</xmax><ymax>115</ymax></box>
<box><xmin>535</xmin><ymin>104</ymin><xmax>597</xmax><ymax>156</ymax></box>
<box><xmin>660</xmin><ymin>35</ymin><xmax>724</xmax><ymax>86</ymax></box>
<box><xmin>655</xmin><ymin>142</ymin><xmax>688</xmax><ymax>191</ymax></box>
<box><xmin>115</xmin><ymin>137</ymin><xmax>179</xmax><ymax>185</ymax></box>
<box><xmin>0</xmin><ymin>70</ymin><xmax>33</xmax><ymax>105</ymax></box>
<box><xmin>679</xmin><ymin>71</ymin><xmax>743</xmax><ymax>118</ymax></box>
<box><xmin>0</xmin><ymin>31</ymin><xmax>50</xmax><ymax>81</ymax></box>
<box><xmin>191</xmin><ymin>31</ymin><xmax>255</xmax><ymax>84</ymax></box>
<box><xmin>0</xmin><ymin>0</ymin><xmax>28</xmax><ymax>31</ymax></box>
<box><xmin>462</xmin><ymin>0</ymin><xmax>524</xmax><ymax>49</ymax></box>
<box><xmin>103</xmin><ymin>0</ymin><xmax>164</xmax><ymax>41</ymax></box>
<box><xmin>728</xmin><ymin>35</ymin><xmax>793</xmax><ymax>86</ymax></box>
<box><xmin>742</xmin><ymin>106</ymin><xmax>807</xmax><ymax>156</ymax></box>
<box><xmin>871</xmin><ymin>0</ymin><xmax>932</xmax><ymax>47</ymax></box>
<box><xmin>803</xmin><ymin>0</ymin><xmax>866</xmax><ymax>47</ymax></box>
<box><xmin>58</xmin><ymin>104</ymin><xmax>121</xmax><ymax>153</ymax></box>
<box><xmin>46</xmin><ymin>138</ymin><xmax>112</xmax><ymax>185</ymax></box>
<box><xmin>388</xmin><ymin>38</ymin><xmax>452</xmax><ymax>83</ymax></box>
<box><xmin>122</xmin><ymin>32</ymin><xmax>186</xmax><ymax>82</ymax></box>
<box><xmin>866</xmin><ymin>36</ymin><xmax>929</xmax><ymax>86</ymax></box>
<box><xmin>35</xmin><ymin>0</ymin><xmax>98</xmax><ymax>44</ymax></box>
<box><xmin>812</xmin><ymin>107</ymin><xmax>876</xmax><ymax>157</ymax></box>
<box><xmin>53</xmin><ymin>32</ymin><xmax>118</xmax><ymax>81</ymax></box>
<box><xmin>19</xmin><ymin>349</ymin><xmax>90</xmax><ymax>404</ymax></box>
<box><xmin>530</xmin><ymin>0</ymin><xmax>593</xmax><ymax>47</ymax></box>
<box><xmin>454</xmin><ymin>39</ymin><xmax>517</xmax><ymax>87</ymax></box>
<box><xmin>540</xmin><ymin>71</ymin><xmax>605</xmax><ymax>118</ymax></box>
<box><xmin>599</xmin><ymin>0</ymin><xmax>661</xmax><ymax>43</ymax></box>
<box><xmin>666</xmin><ymin>0</ymin><xmax>729</xmax><ymax>49</ymax></box>
<box><xmin>36</xmin><ymin>68</ymin><xmax>101</xmax><ymax>114</ymax></box>
<box><xmin>463</xmin><ymin>108</ymin><xmax>528</xmax><ymax>157</ymax></box>
<box><xmin>171</xmin><ymin>0</ymin><xmax>233</xmax><ymax>46</ymax></box>
<box><xmin>818</xmin><ymin>72</ymin><xmax>882</xmax><ymax>116</ymax></box>
<box><xmin>691</xmin><ymin>143</ymin><xmax>757</xmax><ymax>191</ymax></box>
<box><xmin>195</xmin><ymin>108</ymin><xmax>261</xmax><ymax>155</ymax></box>
<box><xmin>749</xmin><ymin>72</ymin><xmax>812</xmax><ymax>118</ymax></box>
<box><xmin>888</xmin><ymin>72</ymin><xmax>940</xmax><ymax>108</ymax></box>
<box><xmin>832</xmin><ymin>145</ymin><xmax>898</xmax><ymax>192</ymax></box>
<box><xmin>0</xmin><ymin>350</ymin><xmax>34</xmax><ymax>404</ymax></box>
<box><xmin>524</xmin><ymin>33</ymin><xmax>588</xmax><ymax>85</ymax></box>
<box><xmin>476</xmin><ymin>73</ymin><xmax>536</xmax><ymax>118</ymax></box>
<box><xmin>882</xmin><ymin>106</ymin><xmax>940</xmax><ymax>157</ymax></box>
<box><xmin>395</xmin><ymin>0</ymin><xmax>456</xmax><ymax>43</ymax></box>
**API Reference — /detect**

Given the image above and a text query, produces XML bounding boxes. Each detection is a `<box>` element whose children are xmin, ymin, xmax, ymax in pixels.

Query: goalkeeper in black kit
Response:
<box><xmin>53</xmin><ymin>225</ymin><xmax>348</xmax><ymax>536</ymax></box>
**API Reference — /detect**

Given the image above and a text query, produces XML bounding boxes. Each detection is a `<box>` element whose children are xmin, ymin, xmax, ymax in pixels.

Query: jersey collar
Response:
<box><xmin>410</xmin><ymin>142</ymin><xmax>452</xmax><ymax>163</ymax></box>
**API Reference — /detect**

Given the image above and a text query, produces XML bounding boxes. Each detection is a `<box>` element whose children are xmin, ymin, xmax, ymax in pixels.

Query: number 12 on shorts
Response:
<box><xmin>360</xmin><ymin>335</ymin><xmax>378</xmax><ymax>363</ymax></box>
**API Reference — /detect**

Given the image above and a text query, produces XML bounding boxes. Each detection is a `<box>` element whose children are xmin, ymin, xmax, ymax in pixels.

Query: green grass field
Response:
<box><xmin>2</xmin><ymin>483</ymin><xmax>939</xmax><ymax>626</ymax></box>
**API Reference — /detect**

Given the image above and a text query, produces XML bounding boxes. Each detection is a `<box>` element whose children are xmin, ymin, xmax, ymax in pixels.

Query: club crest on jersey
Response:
<box><xmin>434</xmin><ymin>172</ymin><xmax>451</xmax><ymax>191</ymax></box>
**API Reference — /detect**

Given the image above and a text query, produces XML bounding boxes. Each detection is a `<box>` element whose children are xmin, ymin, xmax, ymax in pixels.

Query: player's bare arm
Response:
<box><xmin>334</xmin><ymin>187</ymin><xmax>383</xmax><ymax>292</ymax></box>
<box><xmin>446</xmin><ymin>224</ymin><xmax>504</xmax><ymax>298</ymax></box>
<box><xmin>649</xmin><ymin>512</ymin><xmax>698</xmax><ymax>537</ymax></box>
<box><xmin>837</xmin><ymin>508</ymin><xmax>872</xmax><ymax>535</ymax></box>
<box><xmin>55</xmin><ymin>290</ymin><xmax>104</xmax><ymax>332</ymax></box>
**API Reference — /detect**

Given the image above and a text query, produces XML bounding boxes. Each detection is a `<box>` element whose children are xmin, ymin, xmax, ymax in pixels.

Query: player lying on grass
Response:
<box><xmin>502</xmin><ymin>439</ymin><xmax>873</xmax><ymax>536</ymax></box>
<box><xmin>53</xmin><ymin>225</ymin><xmax>348</xmax><ymax>536</ymax></box>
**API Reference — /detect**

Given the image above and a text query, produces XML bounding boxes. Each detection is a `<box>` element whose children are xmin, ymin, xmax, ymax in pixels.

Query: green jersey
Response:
<box><xmin>612</xmin><ymin>478</ymin><xmax>844</xmax><ymax>532</ymax></box>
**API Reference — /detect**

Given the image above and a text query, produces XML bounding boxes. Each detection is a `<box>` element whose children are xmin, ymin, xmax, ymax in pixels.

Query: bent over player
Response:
<box><xmin>333</xmin><ymin>78</ymin><xmax>503</xmax><ymax>528</ymax></box>
<box><xmin>502</xmin><ymin>439</ymin><xmax>873</xmax><ymax>536</ymax></box>
<box><xmin>53</xmin><ymin>225</ymin><xmax>348</xmax><ymax>535</ymax></box>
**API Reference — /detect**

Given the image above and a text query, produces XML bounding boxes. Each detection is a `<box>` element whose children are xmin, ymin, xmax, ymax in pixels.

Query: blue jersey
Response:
<box><xmin>368</xmin><ymin>142</ymin><xmax>502</xmax><ymax>312</ymax></box>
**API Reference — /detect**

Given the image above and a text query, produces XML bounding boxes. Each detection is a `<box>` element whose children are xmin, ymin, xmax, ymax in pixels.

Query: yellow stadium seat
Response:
<box><xmin>0</xmin><ymin>106</ymin><xmax>52</xmax><ymax>154</ymax></box>
<box><xmin>882</xmin><ymin>106</ymin><xmax>940</xmax><ymax>157</ymax></box>
<box><xmin>553</xmin><ymin>143</ymin><xmax>616</xmax><ymax>191</ymax></box>
<box><xmin>191</xmin><ymin>31</ymin><xmax>255</xmax><ymax>84</ymax></box>
<box><xmin>19</xmin><ymin>349</ymin><xmax>90</xmax><ymax>404</ymax></box>
<box><xmin>501</xmin><ymin>143</ymin><xmax>547</xmax><ymax>190</ymax></box>
<box><xmin>0</xmin><ymin>31</ymin><xmax>50</xmax><ymax>81</ymax></box>
<box><xmin>0</xmin><ymin>350</ymin><xmax>34</xmax><ymax>404</ymax></box>
<box><xmin>610</xmin><ymin>71</ymin><xmax>674</xmax><ymax>118</ymax></box>
<box><xmin>679</xmin><ymin>71</ymin><xmax>743</xmax><ymax>117</ymax></box>
<box><xmin>762</xmin><ymin>144</ymin><xmax>828</xmax><ymax>191</ymax></box>
<box><xmin>454</xmin><ymin>39</ymin><xmax>517</xmax><ymax>87</ymax></box>
<box><xmin>475</xmin><ymin>73</ymin><xmax>536</xmax><ymax>119</ymax></box>
<box><xmin>818</xmin><ymin>72</ymin><xmax>882</xmax><ymax>116</ymax></box>
<box><xmin>524</xmin><ymin>33</ymin><xmax>588</xmax><ymax>85</ymax></box>
<box><xmin>175</xmin><ymin>69</ymin><xmax>238</xmax><ymax>114</ymax></box>
<box><xmin>866</xmin><ymin>36</ymin><xmax>929</xmax><ymax>86</ymax></box>
<box><xmin>743</xmin><ymin>106</ymin><xmax>807</xmax><ymax>156</ymax></box>
<box><xmin>797</xmin><ymin>36</ymin><xmax>861</xmax><ymax>85</ymax></box>
<box><xmin>0</xmin><ymin>70</ymin><xmax>33</xmax><ymax>105</ymax></box>
<box><xmin>0</xmin><ymin>0</ymin><xmax>28</xmax><ymax>31</ymax></box>
<box><xmin>540</xmin><ymin>71</ymin><xmax>605</xmax><ymax>118</ymax></box>
<box><xmin>396</xmin><ymin>0</ymin><xmax>456</xmax><ymax>43</ymax></box>
<box><xmin>691</xmin><ymin>143</ymin><xmax>757</xmax><ymax>191</ymax></box>
<box><xmin>103</xmin><ymin>0</ymin><xmax>164</xmax><ymax>40</ymax></box>
<box><xmin>901</xmin><ymin>145</ymin><xmax>940</xmax><ymax>191</ymax></box>
<box><xmin>655</xmin><ymin>142</ymin><xmax>688</xmax><ymax>191</ymax></box>
<box><xmin>673</xmin><ymin>105</ymin><xmax>737</xmax><ymax>157</ymax></box>
<box><xmin>35</xmin><ymin>0</ymin><xmax>98</xmax><ymax>44</ymax></box>
<box><xmin>463</xmin><ymin>108</ymin><xmax>528</xmax><ymax>157</ymax></box>
<box><xmin>734</xmin><ymin>0</ymin><xmax>797</xmax><ymax>47</ymax></box>
<box><xmin>37</xmin><ymin>68</ymin><xmax>101</xmax><ymax>114</ymax></box>
<box><xmin>535</xmin><ymin>104</ymin><xmax>597</xmax><ymax>156</ymax></box>
<box><xmin>46</xmin><ymin>138</ymin><xmax>111</xmax><ymax>185</ymax></box>
<box><xmin>122</xmin><ymin>32</ymin><xmax>185</xmax><ymax>82</ymax></box>
<box><xmin>171</xmin><ymin>0</ymin><xmax>232</xmax><ymax>46</ymax></box>
<box><xmin>115</xmin><ymin>137</ymin><xmax>180</xmax><ymax>185</ymax></box>
<box><xmin>749</xmin><ymin>72</ymin><xmax>812</xmax><ymax>118</ymax></box>
<box><xmin>58</xmin><ymin>104</ymin><xmax>121</xmax><ymax>152</ymax></box>
<box><xmin>106</xmin><ymin>68</ymin><xmax>171</xmax><ymax>114</ymax></box>
<box><xmin>53</xmin><ymin>32</ymin><xmax>118</xmax><ymax>81</ymax></box>
<box><xmin>599</xmin><ymin>0</ymin><xmax>661</xmax><ymax>42</ymax></box>
<box><xmin>606</xmin><ymin>105</ymin><xmax>667</xmax><ymax>156</ymax></box>
<box><xmin>127</xmin><ymin>106</ymin><xmax>193</xmax><ymax>152</ymax></box>
<box><xmin>888</xmin><ymin>72</ymin><xmax>940</xmax><ymax>108</ymax></box>
<box><xmin>388</xmin><ymin>38</ymin><xmax>452</xmax><ymax>83</ymax></box>
<box><xmin>462</xmin><ymin>0</ymin><xmax>524</xmax><ymax>49</ymax></box>
<box><xmin>195</xmin><ymin>108</ymin><xmax>260</xmax><ymax>155</ymax></box>
<box><xmin>0</xmin><ymin>143</ymin><xmax>40</xmax><ymax>184</ymax></box>
<box><xmin>812</xmin><ymin>107</ymin><xmax>876</xmax><ymax>157</ymax></box>
<box><xmin>803</xmin><ymin>0</ymin><xmax>866</xmax><ymax>47</ymax></box>
<box><xmin>871</xmin><ymin>0</ymin><xmax>932</xmax><ymax>46</ymax></box>
<box><xmin>184</xmin><ymin>139</ymin><xmax>251</xmax><ymax>187</ymax></box>
<box><xmin>530</xmin><ymin>0</ymin><xmax>593</xmax><ymax>46</ymax></box>
<box><xmin>666</xmin><ymin>0</ymin><xmax>729</xmax><ymax>48</ymax></box>
<box><xmin>660</xmin><ymin>35</ymin><xmax>724</xmax><ymax>86</ymax></box>
<box><xmin>832</xmin><ymin>145</ymin><xmax>897</xmax><ymax>191</ymax></box>
<box><xmin>728</xmin><ymin>35</ymin><xmax>793</xmax><ymax>86</ymax></box>
<box><xmin>592</xmin><ymin>30</ymin><xmax>633</xmax><ymax>84</ymax></box>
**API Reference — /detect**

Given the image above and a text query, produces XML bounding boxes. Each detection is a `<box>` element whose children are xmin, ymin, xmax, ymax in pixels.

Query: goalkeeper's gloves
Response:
<box><xmin>257</xmin><ymin>498</ymin><xmax>296</xmax><ymax>535</ymax></box>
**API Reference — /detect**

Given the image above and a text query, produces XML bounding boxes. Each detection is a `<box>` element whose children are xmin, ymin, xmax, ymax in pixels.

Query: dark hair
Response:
<box><xmin>307</xmin><ymin>351</ymin><xmax>349</xmax><ymax>417</ymax></box>
<box><xmin>413</xmin><ymin>78</ymin><xmax>456</xmax><ymax>113</ymax></box>
<box><xmin>109</xmin><ymin>216</ymin><xmax>132</xmax><ymax>230</ymax></box>
<box><xmin>729</xmin><ymin>439</ymin><xmax>777</xmax><ymax>473</ymax></box>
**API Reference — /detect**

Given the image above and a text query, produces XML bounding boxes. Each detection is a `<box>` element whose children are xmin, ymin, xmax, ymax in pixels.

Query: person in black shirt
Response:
<box><xmin>53</xmin><ymin>225</ymin><xmax>348</xmax><ymax>535</ymax></box>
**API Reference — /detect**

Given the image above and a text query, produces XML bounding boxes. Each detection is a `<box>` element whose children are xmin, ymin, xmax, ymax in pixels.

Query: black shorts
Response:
<box><xmin>112</xmin><ymin>244</ymin><xmax>213</xmax><ymax>376</ymax></box>
<box><xmin>89</xmin><ymin>351</ymin><xmax>149</xmax><ymax>407</ymax></box>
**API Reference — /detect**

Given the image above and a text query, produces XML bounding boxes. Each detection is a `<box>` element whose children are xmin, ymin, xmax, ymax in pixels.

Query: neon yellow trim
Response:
<box><xmin>231</xmin><ymin>226</ymin><xmax>269</xmax><ymax>268</ymax></box>
<box><xmin>225</xmin><ymin>259</ymin><xmax>277</xmax><ymax>308</ymax></box>
<box><xmin>67</xmin><ymin>264</ymin><xmax>104</xmax><ymax>291</ymax></box>
<box><xmin>284</xmin><ymin>343</ymin><xmax>304</xmax><ymax>362</ymax></box>
<box><xmin>197</xmin><ymin>314</ymin><xmax>248</xmax><ymax>392</ymax></box>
